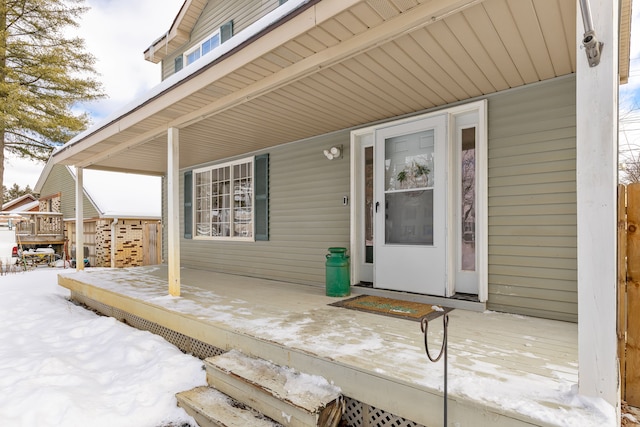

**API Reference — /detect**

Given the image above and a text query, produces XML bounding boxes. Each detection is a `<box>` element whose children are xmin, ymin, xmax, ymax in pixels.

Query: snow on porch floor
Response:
<box><xmin>57</xmin><ymin>266</ymin><xmax>615</xmax><ymax>427</ymax></box>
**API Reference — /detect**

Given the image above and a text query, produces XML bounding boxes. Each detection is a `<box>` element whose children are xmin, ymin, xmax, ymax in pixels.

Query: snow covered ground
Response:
<box><xmin>0</xmin><ymin>267</ymin><xmax>206</xmax><ymax>427</ymax></box>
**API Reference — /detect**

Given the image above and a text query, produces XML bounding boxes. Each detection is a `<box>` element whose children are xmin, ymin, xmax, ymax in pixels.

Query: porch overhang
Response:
<box><xmin>51</xmin><ymin>0</ymin><xmax>609</xmax><ymax>175</ymax></box>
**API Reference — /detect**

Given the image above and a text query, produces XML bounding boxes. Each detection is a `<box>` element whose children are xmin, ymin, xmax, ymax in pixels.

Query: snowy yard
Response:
<box><xmin>0</xmin><ymin>268</ymin><xmax>206</xmax><ymax>427</ymax></box>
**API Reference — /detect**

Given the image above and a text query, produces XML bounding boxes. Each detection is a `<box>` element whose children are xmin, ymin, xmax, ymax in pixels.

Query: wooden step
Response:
<box><xmin>176</xmin><ymin>386</ymin><xmax>282</xmax><ymax>427</ymax></box>
<box><xmin>205</xmin><ymin>350</ymin><xmax>344</xmax><ymax>427</ymax></box>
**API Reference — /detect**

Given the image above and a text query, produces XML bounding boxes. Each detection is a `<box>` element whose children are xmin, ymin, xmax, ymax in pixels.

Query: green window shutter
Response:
<box><xmin>254</xmin><ymin>154</ymin><xmax>269</xmax><ymax>241</ymax></box>
<box><xmin>174</xmin><ymin>55</ymin><xmax>183</xmax><ymax>73</ymax></box>
<box><xmin>220</xmin><ymin>20</ymin><xmax>234</xmax><ymax>43</ymax></box>
<box><xmin>184</xmin><ymin>171</ymin><xmax>193</xmax><ymax>239</ymax></box>
<box><xmin>279</xmin><ymin>0</ymin><xmax>288</xmax><ymax>5</ymax></box>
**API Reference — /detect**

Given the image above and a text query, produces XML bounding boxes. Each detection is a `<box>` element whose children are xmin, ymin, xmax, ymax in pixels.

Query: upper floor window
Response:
<box><xmin>185</xmin><ymin>30</ymin><xmax>221</xmax><ymax>66</ymax></box>
<box><xmin>175</xmin><ymin>21</ymin><xmax>233</xmax><ymax>73</ymax></box>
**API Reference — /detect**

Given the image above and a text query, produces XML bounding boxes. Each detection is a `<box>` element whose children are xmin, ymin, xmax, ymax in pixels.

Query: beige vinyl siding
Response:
<box><xmin>173</xmin><ymin>75</ymin><xmax>578</xmax><ymax>319</ymax></box>
<box><xmin>180</xmin><ymin>131</ymin><xmax>350</xmax><ymax>286</ymax></box>
<box><xmin>162</xmin><ymin>0</ymin><xmax>281</xmax><ymax>80</ymax></box>
<box><xmin>39</xmin><ymin>165</ymin><xmax>100</xmax><ymax>219</ymax></box>
<box><xmin>487</xmin><ymin>76</ymin><xmax>577</xmax><ymax>322</ymax></box>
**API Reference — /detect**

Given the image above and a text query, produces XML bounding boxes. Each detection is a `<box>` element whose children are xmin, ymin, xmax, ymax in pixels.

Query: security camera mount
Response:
<box><xmin>582</xmin><ymin>30</ymin><xmax>603</xmax><ymax>68</ymax></box>
<box><xmin>579</xmin><ymin>0</ymin><xmax>603</xmax><ymax>68</ymax></box>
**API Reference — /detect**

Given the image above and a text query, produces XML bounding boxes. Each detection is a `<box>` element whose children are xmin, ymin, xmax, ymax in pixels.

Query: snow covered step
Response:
<box><xmin>176</xmin><ymin>386</ymin><xmax>282</xmax><ymax>427</ymax></box>
<box><xmin>205</xmin><ymin>350</ymin><xmax>344</xmax><ymax>427</ymax></box>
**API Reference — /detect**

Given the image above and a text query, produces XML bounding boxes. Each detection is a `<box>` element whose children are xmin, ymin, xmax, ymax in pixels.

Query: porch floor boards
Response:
<box><xmin>57</xmin><ymin>266</ymin><xmax>610</xmax><ymax>427</ymax></box>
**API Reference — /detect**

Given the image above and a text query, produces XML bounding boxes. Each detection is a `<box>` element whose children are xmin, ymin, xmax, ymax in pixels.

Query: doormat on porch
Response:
<box><xmin>329</xmin><ymin>295</ymin><xmax>452</xmax><ymax>322</ymax></box>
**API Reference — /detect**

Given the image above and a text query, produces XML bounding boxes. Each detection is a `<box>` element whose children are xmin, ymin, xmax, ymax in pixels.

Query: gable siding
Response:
<box><xmin>487</xmin><ymin>77</ymin><xmax>577</xmax><ymax>322</ymax></box>
<box><xmin>179</xmin><ymin>131</ymin><xmax>350</xmax><ymax>286</ymax></box>
<box><xmin>39</xmin><ymin>166</ymin><xmax>100</xmax><ymax>219</ymax></box>
<box><xmin>162</xmin><ymin>0</ymin><xmax>281</xmax><ymax>80</ymax></box>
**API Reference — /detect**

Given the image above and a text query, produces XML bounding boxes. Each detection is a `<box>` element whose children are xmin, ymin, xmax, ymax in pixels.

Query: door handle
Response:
<box><xmin>375</xmin><ymin>201</ymin><xmax>380</xmax><ymax>212</ymax></box>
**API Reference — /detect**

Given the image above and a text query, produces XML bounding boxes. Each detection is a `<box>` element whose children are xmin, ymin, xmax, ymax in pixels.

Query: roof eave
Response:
<box><xmin>619</xmin><ymin>0</ymin><xmax>632</xmax><ymax>85</ymax></box>
<box><xmin>54</xmin><ymin>0</ymin><xmax>318</xmax><ymax>167</ymax></box>
<box><xmin>143</xmin><ymin>0</ymin><xmax>207</xmax><ymax>64</ymax></box>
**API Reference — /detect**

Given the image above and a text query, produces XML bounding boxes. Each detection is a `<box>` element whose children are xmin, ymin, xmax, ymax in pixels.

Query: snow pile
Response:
<box><xmin>0</xmin><ymin>268</ymin><xmax>206</xmax><ymax>427</ymax></box>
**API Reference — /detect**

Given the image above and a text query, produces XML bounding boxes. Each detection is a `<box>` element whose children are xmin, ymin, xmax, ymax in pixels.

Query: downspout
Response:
<box><xmin>110</xmin><ymin>218</ymin><xmax>118</xmax><ymax>268</ymax></box>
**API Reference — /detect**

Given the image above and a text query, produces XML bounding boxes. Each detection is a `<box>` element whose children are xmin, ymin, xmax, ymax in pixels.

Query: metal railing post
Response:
<box><xmin>421</xmin><ymin>313</ymin><xmax>449</xmax><ymax>427</ymax></box>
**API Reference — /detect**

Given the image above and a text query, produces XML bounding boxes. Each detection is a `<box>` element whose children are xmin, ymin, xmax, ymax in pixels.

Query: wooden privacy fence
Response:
<box><xmin>620</xmin><ymin>183</ymin><xmax>640</xmax><ymax>405</ymax></box>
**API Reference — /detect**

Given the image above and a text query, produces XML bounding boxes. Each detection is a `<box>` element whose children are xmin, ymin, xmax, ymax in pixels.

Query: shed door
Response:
<box><xmin>374</xmin><ymin>115</ymin><xmax>447</xmax><ymax>295</ymax></box>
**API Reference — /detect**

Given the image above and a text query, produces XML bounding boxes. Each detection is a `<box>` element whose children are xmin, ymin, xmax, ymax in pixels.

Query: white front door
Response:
<box><xmin>374</xmin><ymin>115</ymin><xmax>447</xmax><ymax>295</ymax></box>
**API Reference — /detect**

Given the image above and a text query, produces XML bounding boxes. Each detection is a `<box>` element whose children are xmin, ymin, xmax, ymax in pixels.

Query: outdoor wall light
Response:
<box><xmin>323</xmin><ymin>145</ymin><xmax>342</xmax><ymax>160</ymax></box>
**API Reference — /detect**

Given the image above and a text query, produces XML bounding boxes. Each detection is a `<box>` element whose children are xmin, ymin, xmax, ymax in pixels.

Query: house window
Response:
<box><xmin>460</xmin><ymin>126</ymin><xmax>476</xmax><ymax>271</ymax></box>
<box><xmin>194</xmin><ymin>157</ymin><xmax>254</xmax><ymax>240</ymax></box>
<box><xmin>184</xmin><ymin>30</ymin><xmax>221</xmax><ymax>66</ymax></box>
<box><xmin>175</xmin><ymin>21</ymin><xmax>233</xmax><ymax>73</ymax></box>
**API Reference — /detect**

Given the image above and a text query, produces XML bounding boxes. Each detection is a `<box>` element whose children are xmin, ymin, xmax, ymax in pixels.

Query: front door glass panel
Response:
<box><xmin>384</xmin><ymin>130</ymin><xmax>435</xmax><ymax>245</ymax></box>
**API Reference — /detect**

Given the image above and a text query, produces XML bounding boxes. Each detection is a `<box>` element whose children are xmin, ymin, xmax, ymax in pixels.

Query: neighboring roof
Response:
<box><xmin>144</xmin><ymin>0</ymin><xmax>208</xmax><ymax>64</ymax></box>
<box><xmin>2</xmin><ymin>194</ymin><xmax>37</xmax><ymax>211</ymax></box>
<box><xmin>35</xmin><ymin>157</ymin><xmax>161</xmax><ymax>219</ymax></box>
<box><xmin>4</xmin><ymin>200</ymin><xmax>39</xmax><ymax>213</ymax></box>
<box><xmin>78</xmin><ymin>169</ymin><xmax>162</xmax><ymax>218</ymax></box>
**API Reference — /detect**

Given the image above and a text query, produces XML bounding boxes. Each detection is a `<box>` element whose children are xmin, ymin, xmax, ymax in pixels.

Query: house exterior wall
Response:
<box><xmin>179</xmin><ymin>131</ymin><xmax>350</xmax><ymax>285</ymax></box>
<box><xmin>110</xmin><ymin>219</ymin><xmax>158</xmax><ymax>268</ymax></box>
<box><xmin>162</xmin><ymin>0</ymin><xmax>282</xmax><ymax>80</ymax></box>
<box><xmin>66</xmin><ymin>220</ymin><xmax>96</xmax><ymax>266</ymax></box>
<box><xmin>175</xmin><ymin>76</ymin><xmax>577</xmax><ymax>321</ymax></box>
<box><xmin>39</xmin><ymin>165</ymin><xmax>162</xmax><ymax>268</ymax></box>
<box><xmin>95</xmin><ymin>219</ymin><xmax>110</xmax><ymax>266</ymax></box>
<box><xmin>486</xmin><ymin>77</ymin><xmax>577</xmax><ymax>322</ymax></box>
<box><xmin>38</xmin><ymin>165</ymin><xmax>100</xmax><ymax>219</ymax></box>
<box><xmin>68</xmin><ymin>218</ymin><xmax>162</xmax><ymax>268</ymax></box>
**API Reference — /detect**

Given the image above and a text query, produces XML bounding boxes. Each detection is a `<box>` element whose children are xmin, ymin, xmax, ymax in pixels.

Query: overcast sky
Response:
<box><xmin>4</xmin><ymin>0</ymin><xmax>183</xmax><ymax>190</ymax></box>
<box><xmin>5</xmin><ymin>1</ymin><xmax>640</xmax><ymax>191</ymax></box>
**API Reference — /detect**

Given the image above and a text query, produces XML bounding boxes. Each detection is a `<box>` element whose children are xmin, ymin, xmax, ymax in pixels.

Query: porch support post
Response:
<box><xmin>576</xmin><ymin>0</ymin><xmax>619</xmax><ymax>409</ymax></box>
<box><xmin>75</xmin><ymin>167</ymin><xmax>84</xmax><ymax>271</ymax></box>
<box><xmin>167</xmin><ymin>127</ymin><xmax>181</xmax><ymax>296</ymax></box>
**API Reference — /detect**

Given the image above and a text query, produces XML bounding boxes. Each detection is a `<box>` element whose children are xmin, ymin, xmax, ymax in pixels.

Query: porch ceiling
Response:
<box><xmin>53</xmin><ymin>0</ymin><xmax>578</xmax><ymax>175</ymax></box>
